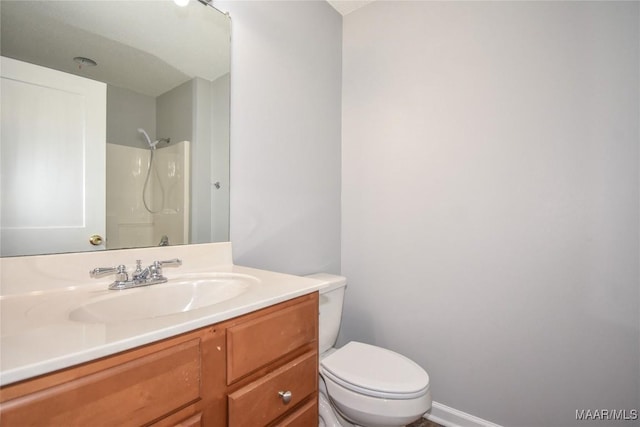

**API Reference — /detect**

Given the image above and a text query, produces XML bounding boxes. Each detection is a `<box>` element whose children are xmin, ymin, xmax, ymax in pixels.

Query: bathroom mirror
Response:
<box><xmin>0</xmin><ymin>0</ymin><xmax>230</xmax><ymax>257</ymax></box>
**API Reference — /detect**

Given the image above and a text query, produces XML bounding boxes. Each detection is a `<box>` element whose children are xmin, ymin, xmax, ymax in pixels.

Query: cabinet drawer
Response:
<box><xmin>274</xmin><ymin>398</ymin><xmax>318</xmax><ymax>427</ymax></box>
<box><xmin>227</xmin><ymin>297</ymin><xmax>317</xmax><ymax>383</ymax></box>
<box><xmin>173</xmin><ymin>412</ymin><xmax>202</xmax><ymax>427</ymax></box>
<box><xmin>0</xmin><ymin>339</ymin><xmax>201</xmax><ymax>426</ymax></box>
<box><xmin>228</xmin><ymin>351</ymin><xmax>317</xmax><ymax>427</ymax></box>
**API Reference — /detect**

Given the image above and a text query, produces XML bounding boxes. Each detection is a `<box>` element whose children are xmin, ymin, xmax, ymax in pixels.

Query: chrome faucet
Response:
<box><xmin>90</xmin><ymin>258</ymin><xmax>182</xmax><ymax>290</ymax></box>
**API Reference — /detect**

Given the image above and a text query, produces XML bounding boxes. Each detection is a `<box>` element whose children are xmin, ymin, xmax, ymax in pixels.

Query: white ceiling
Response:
<box><xmin>0</xmin><ymin>1</ymin><xmax>230</xmax><ymax>97</ymax></box>
<box><xmin>327</xmin><ymin>0</ymin><xmax>375</xmax><ymax>16</ymax></box>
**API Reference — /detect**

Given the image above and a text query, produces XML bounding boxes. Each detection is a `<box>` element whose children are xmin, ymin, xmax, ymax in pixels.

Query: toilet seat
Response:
<box><xmin>320</xmin><ymin>341</ymin><xmax>430</xmax><ymax>400</ymax></box>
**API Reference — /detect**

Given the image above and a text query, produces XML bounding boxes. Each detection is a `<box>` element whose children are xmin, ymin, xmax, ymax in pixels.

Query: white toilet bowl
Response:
<box><xmin>309</xmin><ymin>273</ymin><xmax>432</xmax><ymax>427</ymax></box>
<box><xmin>324</xmin><ymin>379</ymin><xmax>431</xmax><ymax>427</ymax></box>
<box><xmin>320</xmin><ymin>341</ymin><xmax>431</xmax><ymax>427</ymax></box>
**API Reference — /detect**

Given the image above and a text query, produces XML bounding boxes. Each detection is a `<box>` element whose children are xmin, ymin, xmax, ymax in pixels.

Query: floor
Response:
<box><xmin>408</xmin><ymin>418</ymin><xmax>444</xmax><ymax>427</ymax></box>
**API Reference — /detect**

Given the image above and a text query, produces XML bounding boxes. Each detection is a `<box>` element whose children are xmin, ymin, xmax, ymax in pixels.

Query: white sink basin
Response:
<box><xmin>69</xmin><ymin>273</ymin><xmax>257</xmax><ymax>323</ymax></box>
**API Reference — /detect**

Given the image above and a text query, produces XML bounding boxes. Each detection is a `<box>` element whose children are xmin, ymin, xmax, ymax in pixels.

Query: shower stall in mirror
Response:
<box><xmin>105</xmin><ymin>72</ymin><xmax>230</xmax><ymax>249</ymax></box>
<box><xmin>106</xmin><ymin>139</ymin><xmax>190</xmax><ymax>250</ymax></box>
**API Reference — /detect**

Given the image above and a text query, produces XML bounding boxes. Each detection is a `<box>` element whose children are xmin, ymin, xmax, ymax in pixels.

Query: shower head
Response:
<box><xmin>137</xmin><ymin>128</ymin><xmax>155</xmax><ymax>148</ymax></box>
<box><xmin>137</xmin><ymin>128</ymin><xmax>165</xmax><ymax>149</ymax></box>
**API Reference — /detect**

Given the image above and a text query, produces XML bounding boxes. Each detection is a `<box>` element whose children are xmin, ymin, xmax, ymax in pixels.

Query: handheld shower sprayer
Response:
<box><xmin>137</xmin><ymin>128</ymin><xmax>159</xmax><ymax>149</ymax></box>
<box><xmin>136</xmin><ymin>127</ymin><xmax>167</xmax><ymax>214</ymax></box>
<box><xmin>137</xmin><ymin>128</ymin><xmax>171</xmax><ymax>149</ymax></box>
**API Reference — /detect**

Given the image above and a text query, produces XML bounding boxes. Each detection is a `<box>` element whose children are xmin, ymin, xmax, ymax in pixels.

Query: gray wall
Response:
<box><xmin>211</xmin><ymin>73</ymin><xmax>230</xmax><ymax>243</ymax></box>
<box><xmin>216</xmin><ymin>0</ymin><xmax>342</xmax><ymax>275</ymax></box>
<box><xmin>191</xmin><ymin>77</ymin><xmax>213</xmax><ymax>243</ymax></box>
<box><xmin>106</xmin><ymin>85</ymin><xmax>155</xmax><ymax>149</ymax></box>
<box><xmin>341</xmin><ymin>2</ymin><xmax>639</xmax><ymax>426</ymax></box>
<box><xmin>157</xmin><ymin>80</ymin><xmax>193</xmax><ymax>145</ymax></box>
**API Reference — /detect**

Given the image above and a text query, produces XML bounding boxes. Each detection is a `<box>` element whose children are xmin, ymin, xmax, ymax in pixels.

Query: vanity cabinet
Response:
<box><xmin>0</xmin><ymin>292</ymin><xmax>319</xmax><ymax>426</ymax></box>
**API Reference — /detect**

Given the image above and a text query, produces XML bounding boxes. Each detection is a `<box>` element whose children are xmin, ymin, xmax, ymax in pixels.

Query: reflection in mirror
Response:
<box><xmin>0</xmin><ymin>0</ymin><xmax>230</xmax><ymax>257</ymax></box>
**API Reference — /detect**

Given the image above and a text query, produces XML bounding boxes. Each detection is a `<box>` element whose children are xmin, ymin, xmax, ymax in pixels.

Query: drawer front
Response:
<box><xmin>228</xmin><ymin>351</ymin><xmax>317</xmax><ymax>427</ymax></box>
<box><xmin>0</xmin><ymin>339</ymin><xmax>201</xmax><ymax>426</ymax></box>
<box><xmin>227</xmin><ymin>297</ymin><xmax>317</xmax><ymax>383</ymax></box>
<box><xmin>274</xmin><ymin>398</ymin><xmax>318</xmax><ymax>427</ymax></box>
<box><xmin>173</xmin><ymin>412</ymin><xmax>203</xmax><ymax>427</ymax></box>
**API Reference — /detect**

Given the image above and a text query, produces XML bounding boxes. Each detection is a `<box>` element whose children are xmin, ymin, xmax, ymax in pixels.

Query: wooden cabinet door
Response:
<box><xmin>0</xmin><ymin>340</ymin><xmax>201</xmax><ymax>426</ymax></box>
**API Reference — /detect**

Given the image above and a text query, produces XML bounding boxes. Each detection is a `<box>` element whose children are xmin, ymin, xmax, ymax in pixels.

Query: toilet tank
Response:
<box><xmin>306</xmin><ymin>273</ymin><xmax>347</xmax><ymax>355</ymax></box>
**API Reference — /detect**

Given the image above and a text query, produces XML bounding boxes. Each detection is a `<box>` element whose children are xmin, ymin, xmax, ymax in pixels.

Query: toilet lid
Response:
<box><xmin>320</xmin><ymin>341</ymin><xmax>430</xmax><ymax>399</ymax></box>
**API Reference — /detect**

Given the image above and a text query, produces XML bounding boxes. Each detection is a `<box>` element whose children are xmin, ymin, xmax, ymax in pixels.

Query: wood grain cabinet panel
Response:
<box><xmin>226</xmin><ymin>298</ymin><xmax>317</xmax><ymax>384</ymax></box>
<box><xmin>228</xmin><ymin>351</ymin><xmax>317</xmax><ymax>427</ymax></box>
<box><xmin>274</xmin><ymin>398</ymin><xmax>318</xmax><ymax>427</ymax></box>
<box><xmin>173</xmin><ymin>412</ymin><xmax>203</xmax><ymax>427</ymax></box>
<box><xmin>0</xmin><ymin>339</ymin><xmax>201</xmax><ymax>427</ymax></box>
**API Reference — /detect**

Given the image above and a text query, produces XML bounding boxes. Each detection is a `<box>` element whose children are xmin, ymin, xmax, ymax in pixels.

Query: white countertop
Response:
<box><xmin>0</xmin><ymin>260</ymin><xmax>324</xmax><ymax>386</ymax></box>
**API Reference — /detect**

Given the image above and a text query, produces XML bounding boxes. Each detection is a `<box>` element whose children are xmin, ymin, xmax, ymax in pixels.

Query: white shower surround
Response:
<box><xmin>106</xmin><ymin>141</ymin><xmax>190</xmax><ymax>249</ymax></box>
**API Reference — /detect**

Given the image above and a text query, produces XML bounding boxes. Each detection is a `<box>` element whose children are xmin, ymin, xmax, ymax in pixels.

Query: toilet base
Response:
<box><xmin>320</xmin><ymin>374</ymin><xmax>354</xmax><ymax>427</ymax></box>
<box><xmin>319</xmin><ymin>390</ymin><xmax>355</xmax><ymax>427</ymax></box>
<box><xmin>319</xmin><ymin>374</ymin><xmax>429</xmax><ymax>427</ymax></box>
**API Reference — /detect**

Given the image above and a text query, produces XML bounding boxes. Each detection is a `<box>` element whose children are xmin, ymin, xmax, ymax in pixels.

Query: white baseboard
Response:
<box><xmin>425</xmin><ymin>401</ymin><xmax>502</xmax><ymax>427</ymax></box>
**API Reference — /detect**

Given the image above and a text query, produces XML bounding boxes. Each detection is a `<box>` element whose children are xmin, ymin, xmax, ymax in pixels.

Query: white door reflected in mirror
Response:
<box><xmin>1</xmin><ymin>57</ymin><xmax>106</xmax><ymax>256</ymax></box>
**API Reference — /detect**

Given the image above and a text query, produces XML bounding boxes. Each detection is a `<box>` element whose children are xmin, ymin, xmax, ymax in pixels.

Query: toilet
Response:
<box><xmin>308</xmin><ymin>273</ymin><xmax>432</xmax><ymax>427</ymax></box>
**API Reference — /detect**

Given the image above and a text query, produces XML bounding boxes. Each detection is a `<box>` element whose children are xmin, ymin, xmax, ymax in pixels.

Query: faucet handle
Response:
<box><xmin>90</xmin><ymin>266</ymin><xmax>115</xmax><ymax>277</ymax></box>
<box><xmin>90</xmin><ymin>265</ymin><xmax>128</xmax><ymax>282</ymax></box>
<box><xmin>90</xmin><ymin>264</ymin><xmax>123</xmax><ymax>277</ymax></box>
<box><xmin>149</xmin><ymin>258</ymin><xmax>182</xmax><ymax>279</ymax></box>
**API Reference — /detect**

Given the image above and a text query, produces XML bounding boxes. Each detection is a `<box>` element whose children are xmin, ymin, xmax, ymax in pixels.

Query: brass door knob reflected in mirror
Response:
<box><xmin>89</xmin><ymin>235</ymin><xmax>104</xmax><ymax>246</ymax></box>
